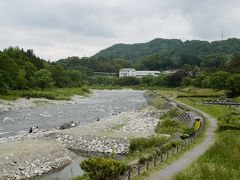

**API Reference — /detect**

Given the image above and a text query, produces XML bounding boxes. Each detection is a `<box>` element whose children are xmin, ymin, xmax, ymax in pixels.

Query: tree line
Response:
<box><xmin>1</xmin><ymin>45</ymin><xmax>240</xmax><ymax>97</ymax></box>
<box><xmin>0</xmin><ymin>47</ymin><xmax>86</xmax><ymax>93</ymax></box>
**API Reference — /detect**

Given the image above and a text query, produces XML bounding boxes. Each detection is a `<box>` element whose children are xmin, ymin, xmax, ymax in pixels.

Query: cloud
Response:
<box><xmin>0</xmin><ymin>0</ymin><xmax>240</xmax><ymax>60</ymax></box>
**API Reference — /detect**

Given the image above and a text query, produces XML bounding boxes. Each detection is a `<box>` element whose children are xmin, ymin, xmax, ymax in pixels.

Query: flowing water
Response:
<box><xmin>0</xmin><ymin>90</ymin><xmax>146</xmax><ymax>137</ymax></box>
<box><xmin>0</xmin><ymin>90</ymin><xmax>146</xmax><ymax>179</ymax></box>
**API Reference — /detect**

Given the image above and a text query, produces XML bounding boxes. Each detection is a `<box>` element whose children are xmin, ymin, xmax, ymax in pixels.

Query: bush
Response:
<box><xmin>146</xmin><ymin>154</ymin><xmax>154</xmax><ymax>161</ymax></box>
<box><xmin>180</xmin><ymin>134</ymin><xmax>189</xmax><ymax>140</ymax></box>
<box><xmin>156</xmin><ymin>149</ymin><xmax>163</xmax><ymax>156</ymax></box>
<box><xmin>155</xmin><ymin>118</ymin><xmax>188</xmax><ymax>135</ymax></box>
<box><xmin>162</xmin><ymin>140</ymin><xmax>182</xmax><ymax>152</ymax></box>
<box><xmin>80</xmin><ymin>157</ymin><xmax>127</xmax><ymax>180</ymax></box>
<box><xmin>129</xmin><ymin>136</ymin><xmax>168</xmax><ymax>152</ymax></box>
<box><xmin>183</xmin><ymin>128</ymin><xmax>195</xmax><ymax>136</ymax></box>
<box><xmin>139</xmin><ymin>156</ymin><xmax>147</xmax><ymax>164</ymax></box>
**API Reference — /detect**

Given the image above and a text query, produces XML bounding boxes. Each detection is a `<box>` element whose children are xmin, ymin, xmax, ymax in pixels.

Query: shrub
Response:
<box><xmin>162</xmin><ymin>140</ymin><xmax>182</xmax><ymax>152</ymax></box>
<box><xmin>129</xmin><ymin>136</ymin><xmax>168</xmax><ymax>152</ymax></box>
<box><xmin>168</xmin><ymin>108</ymin><xmax>180</xmax><ymax>118</ymax></box>
<box><xmin>80</xmin><ymin>157</ymin><xmax>127</xmax><ymax>180</ymax></box>
<box><xmin>183</xmin><ymin>128</ymin><xmax>195</xmax><ymax>136</ymax></box>
<box><xmin>146</xmin><ymin>154</ymin><xmax>154</xmax><ymax>161</ymax></box>
<box><xmin>139</xmin><ymin>156</ymin><xmax>147</xmax><ymax>164</ymax></box>
<box><xmin>149</xmin><ymin>97</ymin><xmax>165</xmax><ymax>109</ymax></box>
<box><xmin>155</xmin><ymin>118</ymin><xmax>188</xmax><ymax>135</ymax></box>
<box><xmin>180</xmin><ymin>134</ymin><xmax>189</xmax><ymax>140</ymax></box>
<box><xmin>156</xmin><ymin>149</ymin><xmax>163</xmax><ymax>156</ymax></box>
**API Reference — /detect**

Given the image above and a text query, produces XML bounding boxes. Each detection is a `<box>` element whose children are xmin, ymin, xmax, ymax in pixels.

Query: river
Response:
<box><xmin>0</xmin><ymin>90</ymin><xmax>146</xmax><ymax>137</ymax></box>
<box><xmin>0</xmin><ymin>90</ymin><xmax>146</xmax><ymax>179</ymax></box>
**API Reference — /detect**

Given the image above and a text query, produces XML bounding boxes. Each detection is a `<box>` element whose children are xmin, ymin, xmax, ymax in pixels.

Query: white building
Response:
<box><xmin>119</xmin><ymin>68</ymin><xmax>160</xmax><ymax>78</ymax></box>
<box><xmin>119</xmin><ymin>68</ymin><xmax>136</xmax><ymax>77</ymax></box>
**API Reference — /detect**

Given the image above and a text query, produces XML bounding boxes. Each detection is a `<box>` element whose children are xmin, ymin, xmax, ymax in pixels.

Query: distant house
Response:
<box><xmin>119</xmin><ymin>68</ymin><xmax>160</xmax><ymax>78</ymax></box>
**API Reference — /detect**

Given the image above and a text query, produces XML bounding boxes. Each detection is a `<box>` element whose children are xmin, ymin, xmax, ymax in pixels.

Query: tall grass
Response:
<box><xmin>174</xmin><ymin>131</ymin><xmax>240</xmax><ymax>180</ymax></box>
<box><xmin>174</xmin><ymin>97</ymin><xmax>240</xmax><ymax>180</ymax></box>
<box><xmin>129</xmin><ymin>136</ymin><xmax>169</xmax><ymax>153</ymax></box>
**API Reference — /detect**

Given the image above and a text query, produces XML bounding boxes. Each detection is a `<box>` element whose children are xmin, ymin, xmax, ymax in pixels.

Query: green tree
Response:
<box><xmin>210</xmin><ymin>71</ymin><xmax>230</xmax><ymax>89</ymax></box>
<box><xmin>34</xmin><ymin>69</ymin><xmax>53</xmax><ymax>90</ymax></box>
<box><xmin>0</xmin><ymin>53</ymin><xmax>20</xmax><ymax>89</ymax></box>
<box><xmin>66</xmin><ymin>70</ymin><xmax>85</xmax><ymax>87</ymax></box>
<box><xmin>226</xmin><ymin>74</ymin><xmax>240</xmax><ymax>96</ymax></box>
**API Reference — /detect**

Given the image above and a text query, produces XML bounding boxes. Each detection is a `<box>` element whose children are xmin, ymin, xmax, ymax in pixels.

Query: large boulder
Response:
<box><xmin>59</xmin><ymin>121</ymin><xmax>77</xmax><ymax>130</ymax></box>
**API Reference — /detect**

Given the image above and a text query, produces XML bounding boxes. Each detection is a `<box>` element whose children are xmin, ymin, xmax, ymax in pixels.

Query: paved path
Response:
<box><xmin>147</xmin><ymin>100</ymin><xmax>218</xmax><ymax>180</ymax></box>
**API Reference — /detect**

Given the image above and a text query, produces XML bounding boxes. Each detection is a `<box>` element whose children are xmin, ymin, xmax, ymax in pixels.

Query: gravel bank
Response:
<box><xmin>0</xmin><ymin>96</ymin><xmax>86</xmax><ymax>113</ymax></box>
<box><xmin>0</xmin><ymin>105</ymin><xmax>164</xmax><ymax>179</ymax></box>
<box><xmin>0</xmin><ymin>139</ymin><xmax>76</xmax><ymax>180</ymax></box>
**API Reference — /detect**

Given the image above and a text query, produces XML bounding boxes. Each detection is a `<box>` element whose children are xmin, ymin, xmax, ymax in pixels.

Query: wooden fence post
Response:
<box><xmin>146</xmin><ymin>161</ymin><xmax>149</xmax><ymax>170</ymax></box>
<box><xmin>116</xmin><ymin>174</ymin><xmax>120</xmax><ymax>180</ymax></box>
<box><xmin>128</xmin><ymin>169</ymin><xmax>131</xmax><ymax>180</ymax></box>
<box><xmin>138</xmin><ymin>164</ymin><xmax>140</xmax><ymax>176</ymax></box>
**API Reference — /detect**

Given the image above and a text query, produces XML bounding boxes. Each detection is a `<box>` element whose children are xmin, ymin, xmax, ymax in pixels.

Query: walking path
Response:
<box><xmin>147</xmin><ymin>100</ymin><xmax>218</xmax><ymax>180</ymax></box>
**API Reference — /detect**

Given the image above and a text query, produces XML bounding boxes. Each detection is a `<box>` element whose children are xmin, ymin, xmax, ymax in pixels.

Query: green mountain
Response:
<box><xmin>93</xmin><ymin>38</ymin><xmax>182</xmax><ymax>61</ymax></box>
<box><xmin>93</xmin><ymin>38</ymin><xmax>240</xmax><ymax>61</ymax></box>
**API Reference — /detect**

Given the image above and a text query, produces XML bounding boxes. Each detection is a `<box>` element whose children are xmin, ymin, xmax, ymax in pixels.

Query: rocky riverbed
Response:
<box><xmin>0</xmin><ymin>104</ymin><xmax>164</xmax><ymax>179</ymax></box>
<box><xmin>0</xmin><ymin>96</ymin><xmax>87</xmax><ymax>113</ymax></box>
<box><xmin>0</xmin><ymin>138</ymin><xmax>76</xmax><ymax>180</ymax></box>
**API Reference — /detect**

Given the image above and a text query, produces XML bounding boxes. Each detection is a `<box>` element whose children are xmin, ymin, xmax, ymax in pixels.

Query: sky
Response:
<box><xmin>0</xmin><ymin>0</ymin><xmax>240</xmax><ymax>61</ymax></box>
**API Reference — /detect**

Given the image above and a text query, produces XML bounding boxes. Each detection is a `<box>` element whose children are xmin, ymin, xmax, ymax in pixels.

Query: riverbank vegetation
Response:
<box><xmin>1</xmin><ymin>40</ymin><xmax>240</xmax><ymax>101</ymax></box>
<box><xmin>172</xmin><ymin>97</ymin><xmax>240</xmax><ymax>180</ymax></box>
<box><xmin>79</xmin><ymin>157</ymin><xmax>127</xmax><ymax>180</ymax></box>
<box><xmin>0</xmin><ymin>47</ymin><xmax>89</xmax><ymax>99</ymax></box>
<box><xmin>0</xmin><ymin>86</ymin><xmax>90</xmax><ymax>100</ymax></box>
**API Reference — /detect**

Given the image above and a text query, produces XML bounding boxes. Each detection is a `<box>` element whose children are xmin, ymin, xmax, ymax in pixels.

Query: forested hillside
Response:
<box><xmin>94</xmin><ymin>38</ymin><xmax>182</xmax><ymax>61</ymax></box>
<box><xmin>58</xmin><ymin>38</ymin><xmax>240</xmax><ymax>73</ymax></box>
<box><xmin>1</xmin><ymin>37</ymin><xmax>240</xmax><ymax>97</ymax></box>
<box><xmin>93</xmin><ymin>38</ymin><xmax>240</xmax><ymax>62</ymax></box>
<box><xmin>0</xmin><ymin>47</ymin><xmax>86</xmax><ymax>93</ymax></box>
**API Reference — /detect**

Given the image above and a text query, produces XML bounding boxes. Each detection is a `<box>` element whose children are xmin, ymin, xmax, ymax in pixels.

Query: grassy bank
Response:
<box><xmin>174</xmin><ymin>130</ymin><xmax>240</xmax><ymax>180</ymax></box>
<box><xmin>156</xmin><ymin>87</ymin><xmax>225</xmax><ymax>98</ymax></box>
<box><xmin>173</xmin><ymin>97</ymin><xmax>240</xmax><ymax>180</ymax></box>
<box><xmin>0</xmin><ymin>86</ymin><xmax>90</xmax><ymax>100</ymax></box>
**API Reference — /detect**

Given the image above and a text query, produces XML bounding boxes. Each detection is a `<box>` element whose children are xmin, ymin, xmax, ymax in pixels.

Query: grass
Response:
<box><xmin>131</xmin><ymin>121</ymin><xmax>208</xmax><ymax>180</ymax></box>
<box><xmin>177</xmin><ymin>98</ymin><xmax>232</xmax><ymax>119</ymax></box>
<box><xmin>129</xmin><ymin>136</ymin><xmax>169</xmax><ymax>153</ymax></box>
<box><xmin>172</xmin><ymin>97</ymin><xmax>240</xmax><ymax>180</ymax></box>
<box><xmin>174</xmin><ymin>130</ymin><xmax>240</xmax><ymax>180</ymax></box>
<box><xmin>156</xmin><ymin>87</ymin><xmax>225</xmax><ymax>98</ymax></box>
<box><xmin>0</xmin><ymin>86</ymin><xmax>90</xmax><ymax>100</ymax></box>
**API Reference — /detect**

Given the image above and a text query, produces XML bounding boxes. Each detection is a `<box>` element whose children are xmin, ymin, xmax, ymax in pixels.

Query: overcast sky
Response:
<box><xmin>0</xmin><ymin>0</ymin><xmax>240</xmax><ymax>61</ymax></box>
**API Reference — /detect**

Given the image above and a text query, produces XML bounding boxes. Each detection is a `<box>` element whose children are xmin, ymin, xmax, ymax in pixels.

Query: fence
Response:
<box><xmin>117</xmin><ymin>93</ymin><xmax>206</xmax><ymax>180</ymax></box>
